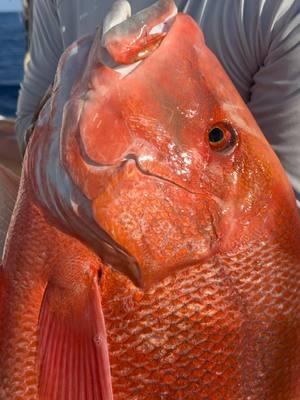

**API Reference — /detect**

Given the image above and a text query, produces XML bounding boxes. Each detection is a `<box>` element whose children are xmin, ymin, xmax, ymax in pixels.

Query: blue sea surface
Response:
<box><xmin>0</xmin><ymin>12</ymin><xmax>26</xmax><ymax>117</ymax></box>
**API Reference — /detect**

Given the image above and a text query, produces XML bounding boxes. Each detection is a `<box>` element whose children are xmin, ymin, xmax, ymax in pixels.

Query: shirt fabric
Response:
<box><xmin>16</xmin><ymin>0</ymin><xmax>300</xmax><ymax>208</ymax></box>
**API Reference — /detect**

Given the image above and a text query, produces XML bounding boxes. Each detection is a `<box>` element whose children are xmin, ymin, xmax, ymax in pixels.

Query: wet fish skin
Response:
<box><xmin>0</xmin><ymin>2</ymin><xmax>300</xmax><ymax>400</ymax></box>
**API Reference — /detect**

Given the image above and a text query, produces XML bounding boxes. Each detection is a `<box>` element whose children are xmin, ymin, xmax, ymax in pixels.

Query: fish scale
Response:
<box><xmin>101</xmin><ymin>228</ymin><xmax>300</xmax><ymax>399</ymax></box>
<box><xmin>102</xmin><ymin>260</ymin><xmax>245</xmax><ymax>399</ymax></box>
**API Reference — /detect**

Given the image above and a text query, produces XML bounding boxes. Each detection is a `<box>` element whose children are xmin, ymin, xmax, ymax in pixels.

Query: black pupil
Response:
<box><xmin>209</xmin><ymin>127</ymin><xmax>224</xmax><ymax>143</ymax></box>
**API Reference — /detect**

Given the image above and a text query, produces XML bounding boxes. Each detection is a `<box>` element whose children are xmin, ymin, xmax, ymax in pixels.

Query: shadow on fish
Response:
<box><xmin>1</xmin><ymin>0</ymin><xmax>300</xmax><ymax>398</ymax></box>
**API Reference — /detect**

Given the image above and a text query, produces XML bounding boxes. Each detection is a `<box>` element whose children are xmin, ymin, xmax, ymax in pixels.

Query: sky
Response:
<box><xmin>0</xmin><ymin>0</ymin><xmax>22</xmax><ymax>12</ymax></box>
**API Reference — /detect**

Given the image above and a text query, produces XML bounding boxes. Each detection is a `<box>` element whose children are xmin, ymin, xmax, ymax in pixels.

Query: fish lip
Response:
<box><xmin>124</xmin><ymin>154</ymin><xmax>203</xmax><ymax>195</ymax></box>
<box><xmin>119</xmin><ymin>157</ymin><xmax>225</xmax><ymax>207</ymax></box>
<box><xmin>76</xmin><ymin>119</ymin><xmax>211</xmax><ymax>197</ymax></box>
<box><xmin>78</xmin><ymin>141</ymin><xmax>214</xmax><ymax>197</ymax></box>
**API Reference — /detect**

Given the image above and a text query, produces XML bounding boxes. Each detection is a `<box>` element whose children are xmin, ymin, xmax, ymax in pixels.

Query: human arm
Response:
<box><xmin>16</xmin><ymin>0</ymin><xmax>63</xmax><ymax>154</ymax></box>
<box><xmin>247</xmin><ymin>0</ymin><xmax>300</xmax><ymax>210</ymax></box>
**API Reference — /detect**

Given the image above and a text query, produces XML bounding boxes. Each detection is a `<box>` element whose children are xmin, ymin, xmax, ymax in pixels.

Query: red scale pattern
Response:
<box><xmin>101</xmin><ymin>232</ymin><xmax>300</xmax><ymax>400</ymax></box>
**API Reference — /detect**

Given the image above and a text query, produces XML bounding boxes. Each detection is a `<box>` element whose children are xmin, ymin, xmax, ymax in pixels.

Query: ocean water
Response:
<box><xmin>0</xmin><ymin>12</ymin><xmax>26</xmax><ymax>117</ymax></box>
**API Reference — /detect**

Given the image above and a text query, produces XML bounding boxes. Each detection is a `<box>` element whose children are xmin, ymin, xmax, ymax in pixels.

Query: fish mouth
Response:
<box><xmin>91</xmin><ymin>159</ymin><xmax>221</xmax><ymax>289</ymax></box>
<box><xmin>121</xmin><ymin>153</ymin><xmax>205</xmax><ymax>196</ymax></box>
<box><xmin>77</xmin><ymin>129</ymin><xmax>216</xmax><ymax>199</ymax></box>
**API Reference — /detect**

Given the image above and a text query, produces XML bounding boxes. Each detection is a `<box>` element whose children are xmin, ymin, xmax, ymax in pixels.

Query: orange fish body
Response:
<box><xmin>1</xmin><ymin>1</ymin><xmax>300</xmax><ymax>399</ymax></box>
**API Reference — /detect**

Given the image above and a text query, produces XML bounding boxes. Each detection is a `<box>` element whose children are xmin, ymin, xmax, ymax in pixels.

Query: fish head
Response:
<box><xmin>58</xmin><ymin>12</ymin><xmax>297</xmax><ymax>289</ymax></box>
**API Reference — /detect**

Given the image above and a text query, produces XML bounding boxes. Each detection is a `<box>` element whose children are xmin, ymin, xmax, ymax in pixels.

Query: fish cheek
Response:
<box><xmin>91</xmin><ymin>168</ymin><xmax>220</xmax><ymax>289</ymax></box>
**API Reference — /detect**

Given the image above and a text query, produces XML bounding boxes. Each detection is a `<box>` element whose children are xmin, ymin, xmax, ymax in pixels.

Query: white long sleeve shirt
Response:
<box><xmin>16</xmin><ymin>0</ymin><xmax>300</xmax><ymax>208</ymax></box>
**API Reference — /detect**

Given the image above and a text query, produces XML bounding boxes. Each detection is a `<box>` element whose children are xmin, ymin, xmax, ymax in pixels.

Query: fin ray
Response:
<box><xmin>38</xmin><ymin>279</ymin><xmax>112</xmax><ymax>400</ymax></box>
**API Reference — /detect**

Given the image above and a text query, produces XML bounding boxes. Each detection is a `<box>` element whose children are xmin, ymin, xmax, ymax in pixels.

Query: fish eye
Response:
<box><xmin>209</xmin><ymin>127</ymin><xmax>224</xmax><ymax>143</ymax></box>
<box><xmin>208</xmin><ymin>123</ymin><xmax>237</xmax><ymax>152</ymax></box>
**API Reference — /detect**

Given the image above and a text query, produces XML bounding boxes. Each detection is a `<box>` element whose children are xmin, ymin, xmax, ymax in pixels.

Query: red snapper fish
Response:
<box><xmin>1</xmin><ymin>0</ymin><xmax>300</xmax><ymax>399</ymax></box>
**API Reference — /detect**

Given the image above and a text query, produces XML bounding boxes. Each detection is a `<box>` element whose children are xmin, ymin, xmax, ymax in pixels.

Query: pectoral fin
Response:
<box><xmin>38</xmin><ymin>279</ymin><xmax>112</xmax><ymax>400</ymax></box>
